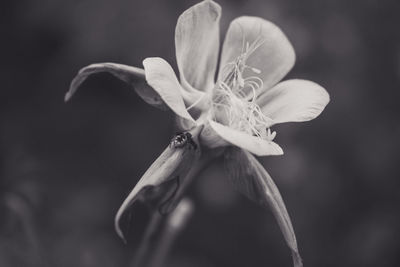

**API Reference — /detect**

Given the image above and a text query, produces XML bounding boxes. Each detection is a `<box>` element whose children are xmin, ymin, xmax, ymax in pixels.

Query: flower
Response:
<box><xmin>66</xmin><ymin>1</ymin><xmax>329</xmax><ymax>266</ymax></box>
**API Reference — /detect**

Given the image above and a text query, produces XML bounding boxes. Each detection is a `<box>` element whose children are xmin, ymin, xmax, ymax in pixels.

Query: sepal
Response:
<box><xmin>224</xmin><ymin>147</ymin><xmax>302</xmax><ymax>267</ymax></box>
<box><xmin>115</xmin><ymin>131</ymin><xmax>200</xmax><ymax>242</ymax></box>
<box><xmin>66</xmin><ymin>62</ymin><xmax>167</xmax><ymax>110</ymax></box>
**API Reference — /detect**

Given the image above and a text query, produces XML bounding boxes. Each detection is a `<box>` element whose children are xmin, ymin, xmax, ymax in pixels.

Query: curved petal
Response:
<box><xmin>66</xmin><ymin>63</ymin><xmax>167</xmax><ymax>109</ymax></box>
<box><xmin>224</xmin><ymin>147</ymin><xmax>302</xmax><ymax>267</ymax></box>
<box><xmin>175</xmin><ymin>0</ymin><xmax>221</xmax><ymax>92</ymax></box>
<box><xmin>219</xmin><ymin>16</ymin><xmax>295</xmax><ymax>90</ymax></box>
<box><xmin>208</xmin><ymin>120</ymin><xmax>283</xmax><ymax>156</ymax></box>
<box><xmin>257</xmin><ymin>79</ymin><xmax>330</xmax><ymax>124</ymax></box>
<box><xmin>143</xmin><ymin>57</ymin><xmax>195</xmax><ymax>122</ymax></box>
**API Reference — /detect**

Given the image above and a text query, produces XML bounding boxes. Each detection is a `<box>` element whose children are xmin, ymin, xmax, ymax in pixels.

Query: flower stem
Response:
<box><xmin>131</xmin><ymin>210</ymin><xmax>162</xmax><ymax>267</ymax></box>
<box><xmin>146</xmin><ymin>198</ymin><xmax>194</xmax><ymax>267</ymax></box>
<box><xmin>131</xmin><ymin>198</ymin><xmax>194</xmax><ymax>267</ymax></box>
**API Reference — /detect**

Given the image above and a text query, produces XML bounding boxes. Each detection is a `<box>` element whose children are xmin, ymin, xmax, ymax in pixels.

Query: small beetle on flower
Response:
<box><xmin>67</xmin><ymin>1</ymin><xmax>329</xmax><ymax>266</ymax></box>
<box><xmin>170</xmin><ymin>132</ymin><xmax>197</xmax><ymax>150</ymax></box>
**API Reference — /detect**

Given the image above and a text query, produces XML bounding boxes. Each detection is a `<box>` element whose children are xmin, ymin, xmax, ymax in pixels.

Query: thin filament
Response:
<box><xmin>212</xmin><ymin>37</ymin><xmax>276</xmax><ymax>141</ymax></box>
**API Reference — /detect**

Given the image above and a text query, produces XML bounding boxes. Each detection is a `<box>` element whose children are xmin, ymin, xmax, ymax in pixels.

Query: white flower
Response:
<box><xmin>67</xmin><ymin>1</ymin><xmax>329</xmax><ymax>266</ymax></box>
<box><xmin>67</xmin><ymin>1</ymin><xmax>329</xmax><ymax>156</ymax></box>
<box><xmin>139</xmin><ymin>1</ymin><xmax>329</xmax><ymax>156</ymax></box>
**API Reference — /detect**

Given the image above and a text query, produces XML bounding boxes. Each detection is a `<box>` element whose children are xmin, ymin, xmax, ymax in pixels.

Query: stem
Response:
<box><xmin>147</xmin><ymin>198</ymin><xmax>194</xmax><ymax>267</ymax></box>
<box><xmin>131</xmin><ymin>211</ymin><xmax>162</xmax><ymax>267</ymax></box>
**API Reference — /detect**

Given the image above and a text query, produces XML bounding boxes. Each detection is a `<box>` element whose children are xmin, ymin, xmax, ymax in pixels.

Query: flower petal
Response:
<box><xmin>257</xmin><ymin>79</ymin><xmax>330</xmax><ymax>124</ymax></box>
<box><xmin>219</xmin><ymin>16</ymin><xmax>295</xmax><ymax>90</ymax></box>
<box><xmin>115</xmin><ymin>133</ymin><xmax>200</xmax><ymax>242</ymax></box>
<box><xmin>208</xmin><ymin>120</ymin><xmax>283</xmax><ymax>156</ymax></box>
<box><xmin>175</xmin><ymin>0</ymin><xmax>221</xmax><ymax>92</ymax></box>
<box><xmin>224</xmin><ymin>147</ymin><xmax>303</xmax><ymax>267</ymax></box>
<box><xmin>66</xmin><ymin>62</ymin><xmax>167</xmax><ymax>109</ymax></box>
<box><xmin>143</xmin><ymin>57</ymin><xmax>195</xmax><ymax>122</ymax></box>
<box><xmin>199</xmin><ymin>120</ymin><xmax>229</xmax><ymax>148</ymax></box>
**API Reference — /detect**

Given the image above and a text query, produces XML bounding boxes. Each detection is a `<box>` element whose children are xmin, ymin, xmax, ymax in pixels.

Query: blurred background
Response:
<box><xmin>1</xmin><ymin>0</ymin><xmax>400</xmax><ymax>266</ymax></box>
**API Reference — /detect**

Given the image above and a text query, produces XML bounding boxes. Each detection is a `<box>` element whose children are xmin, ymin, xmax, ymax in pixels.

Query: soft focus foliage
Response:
<box><xmin>1</xmin><ymin>0</ymin><xmax>400</xmax><ymax>266</ymax></box>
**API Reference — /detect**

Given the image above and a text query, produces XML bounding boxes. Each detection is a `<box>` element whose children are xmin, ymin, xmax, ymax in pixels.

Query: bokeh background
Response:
<box><xmin>1</xmin><ymin>0</ymin><xmax>400</xmax><ymax>266</ymax></box>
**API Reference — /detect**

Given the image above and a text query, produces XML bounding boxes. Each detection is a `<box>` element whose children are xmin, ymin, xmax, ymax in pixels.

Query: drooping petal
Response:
<box><xmin>66</xmin><ymin>63</ymin><xmax>167</xmax><ymax>109</ymax></box>
<box><xmin>257</xmin><ymin>79</ymin><xmax>330</xmax><ymax>124</ymax></box>
<box><xmin>208</xmin><ymin>120</ymin><xmax>283</xmax><ymax>156</ymax></box>
<box><xmin>224</xmin><ymin>147</ymin><xmax>302</xmax><ymax>267</ymax></box>
<box><xmin>175</xmin><ymin>0</ymin><xmax>221</xmax><ymax>92</ymax></box>
<box><xmin>115</xmin><ymin>132</ymin><xmax>200</xmax><ymax>242</ymax></box>
<box><xmin>143</xmin><ymin>57</ymin><xmax>195</xmax><ymax>122</ymax></box>
<box><xmin>219</xmin><ymin>16</ymin><xmax>295</xmax><ymax>90</ymax></box>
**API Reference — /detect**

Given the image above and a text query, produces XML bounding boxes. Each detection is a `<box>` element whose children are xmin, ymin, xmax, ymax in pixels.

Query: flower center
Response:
<box><xmin>211</xmin><ymin>37</ymin><xmax>275</xmax><ymax>141</ymax></box>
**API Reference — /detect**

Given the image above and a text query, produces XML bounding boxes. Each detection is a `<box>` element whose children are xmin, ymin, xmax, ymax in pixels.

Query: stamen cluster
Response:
<box><xmin>211</xmin><ymin>37</ymin><xmax>276</xmax><ymax>141</ymax></box>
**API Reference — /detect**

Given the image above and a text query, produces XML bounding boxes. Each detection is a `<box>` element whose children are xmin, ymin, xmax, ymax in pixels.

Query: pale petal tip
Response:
<box><xmin>306</xmin><ymin>80</ymin><xmax>331</xmax><ymax>119</ymax></box>
<box><xmin>65</xmin><ymin>72</ymin><xmax>83</xmax><ymax>102</ymax></box>
<box><xmin>275</xmin><ymin>144</ymin><xmax>284</xmax><ymax>155</ymax></box>
<box><xmin>208</xmin><ymin>120</ymin><xmax>284</xmax><ymax>157</ymax></box>
<box><xmin>64</xmin><ymin>90</ymin><xmax>72</xmax><ymax>102</ymax></box>
<box><xmin>254</xmin><ymin>141</ymin><xmax>284</xmax><ymax>156</ymax></box>
<box><xmin>178</xmin><ymin>0</ymin><xmax>221</xmax><ymax>28</ymax></box>
<box><xmin>322</xmin><ymin>86</ymin><xmax>331</xmax><ymax>105</ymax></box>
<box><xmin>305</xmin><ymin>79</ymin><xmax>330</xmax><ymax>103</ymax></box>
<box><xmin>142</xmin><ymin>57</ymin><xmax>152</xmax><ymax>66</ymax></box>
<box><xmin>114</xmin><ymin>210</ymin><xmax>127</xmax><ymax>243</ymax></box>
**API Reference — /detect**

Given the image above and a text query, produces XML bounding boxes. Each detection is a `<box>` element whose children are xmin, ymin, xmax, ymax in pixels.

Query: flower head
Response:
<box><xmin>66</xmin><ymin>1</ymin><xmax>329</xmax><ymax>266</ymax></box>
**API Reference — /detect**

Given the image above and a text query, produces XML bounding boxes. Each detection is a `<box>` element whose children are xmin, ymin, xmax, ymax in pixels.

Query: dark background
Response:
<box><xmin>1</xmin><ymin>0</ymin><xmax>400</xmax><ymax>266</ymax></box>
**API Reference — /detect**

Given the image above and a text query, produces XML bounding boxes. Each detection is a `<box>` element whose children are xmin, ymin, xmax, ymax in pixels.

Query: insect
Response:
<box><xmin>170</xmin><ymin>132</ymin><xmax>197</xmax><ymax>150</ymax></box>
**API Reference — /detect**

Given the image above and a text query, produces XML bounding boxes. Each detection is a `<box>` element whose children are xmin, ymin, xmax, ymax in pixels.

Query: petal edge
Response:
<box><xmin>224</xmin><ymin>148</ymin><xmax>303</xmax><ymax>267</ymax></box>
<box><xmin>208</xmin><ymin>119</ymin><xmax>283</xmax><ymax>156</ymax></box>
<box><xmin>175</xmin><ymin>0</ymin><xmax>221</xmax><ymax>92</ymax></box>
<box><xmin>143</xmin><ymin>57</ymin><xmax>195</xmax><ymax>122</ymax></box>
<box><xmin>219</xmin><ymin>16</ymin><xmax>295</xmax><ymax>90</ymax></box>
<box><xmin>257</xmin><ymin>79</ymin><xmax>330</xmax><ymax>124</ymax></box>
<box><xmin>66</xmin><ymin>62</ymin><xmax>167</xmax><ymax>109</ymax></box>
